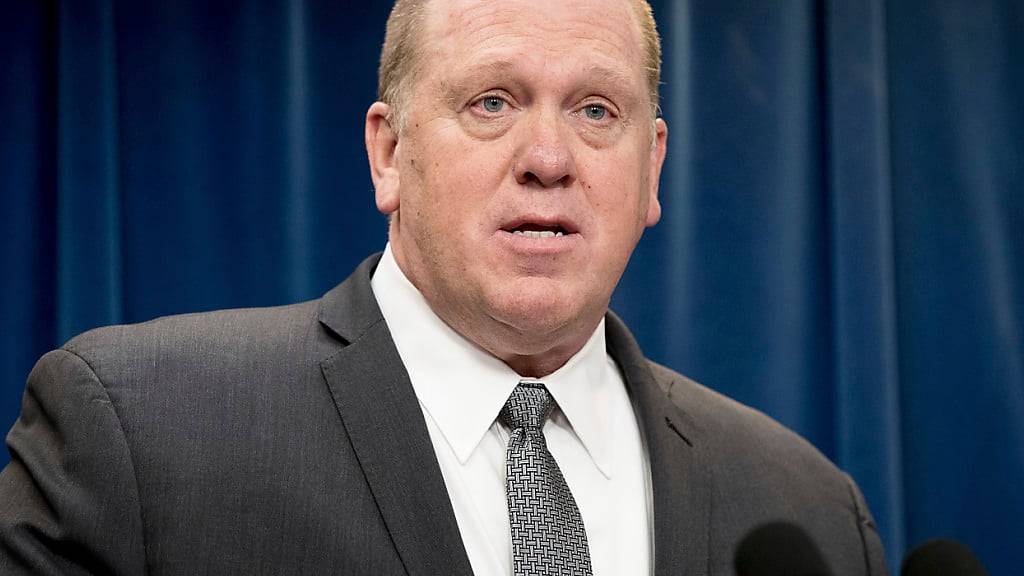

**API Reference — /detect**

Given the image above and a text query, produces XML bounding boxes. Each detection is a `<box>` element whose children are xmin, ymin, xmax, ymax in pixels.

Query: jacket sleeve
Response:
<box><xmin>0</xmin><ymin>349</ymin><xmax>147</xmax><ymax>575</ymax></box>
<box><xmin>844</xmin><ymin>473</ymin><xmax>890</xmax><ymax>576</ymax></box>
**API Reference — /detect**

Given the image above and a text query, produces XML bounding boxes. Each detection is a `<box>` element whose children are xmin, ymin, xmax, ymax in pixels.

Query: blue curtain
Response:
<box><xmin>2</xmin><ymin>1</ymin><xmax>1021</xmax><ymax>573</ymax></box>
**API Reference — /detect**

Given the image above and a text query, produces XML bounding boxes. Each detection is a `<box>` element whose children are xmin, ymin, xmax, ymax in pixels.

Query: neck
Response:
<box><xmin>494</xmin><ymin>330</ymin><xmax>594</xmax><ymax>378</ymax></box>
<box><xmin>387</xmin><ymin>238</ymin><xmax>605</xmax><ymax>379</ymax></box>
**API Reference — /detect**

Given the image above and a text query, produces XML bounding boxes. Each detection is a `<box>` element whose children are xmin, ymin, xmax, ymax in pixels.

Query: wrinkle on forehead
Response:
<box><xmin>421</xmin><ymin>0</ymin><xmax>646</xmax><ymax>76</ymax></box>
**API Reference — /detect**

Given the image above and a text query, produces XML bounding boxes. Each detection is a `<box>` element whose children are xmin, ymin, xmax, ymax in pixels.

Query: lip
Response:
<box><xmin>494</xmin><ymin>217</ymin><xmax>581</xmax><ymax>256</ymax></box>
<box><xmin>499</xmin><ymin>214</ymin><xmax>581</xmax><ymax>236</ymax></box>
<box><xmin>495</xmin><ymin>228</ymin><xmax>581</xmax><ymax>256</ymax></box>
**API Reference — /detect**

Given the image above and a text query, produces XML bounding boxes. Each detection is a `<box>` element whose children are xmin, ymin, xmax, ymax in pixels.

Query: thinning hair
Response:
<box><xmin>377</xmin><ymin>0</ymin><xmax>662</xmax><ymax>131</ymax></box>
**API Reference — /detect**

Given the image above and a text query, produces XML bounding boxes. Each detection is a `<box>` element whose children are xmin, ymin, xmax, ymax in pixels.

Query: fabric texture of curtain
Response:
<box><xmin>2</xmin><ymin>1</ymin><xmax>1021</xmax><ymax>573</ymax></box>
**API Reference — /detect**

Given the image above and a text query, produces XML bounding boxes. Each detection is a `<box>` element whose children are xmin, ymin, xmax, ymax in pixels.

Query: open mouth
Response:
<box><xmin>501</xmin><ymin>217</ymin><xmax>578</xmax><ymax>239</ymax></box>
<box><xmin>509</xmin><ymin>223</ymin><xmax>568</xmax><ymax>238</ymax></box>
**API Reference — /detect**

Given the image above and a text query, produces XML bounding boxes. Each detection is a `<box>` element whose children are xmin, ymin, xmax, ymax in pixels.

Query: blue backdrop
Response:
<box><xmin>2</xmin><ymin>1</ymin><xmax>1021</xmax><ymax>573</ymax></box>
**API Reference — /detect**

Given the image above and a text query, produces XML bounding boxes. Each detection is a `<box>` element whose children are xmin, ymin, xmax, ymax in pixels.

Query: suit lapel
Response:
<box><xmin>606</xmin><ymin>313</ymin><xmax>711</xmax><ymax>576</ymax></box>
<box><xmin>317</xmin><ymin>256</ymin><xmax>474</xmax><ymax>576</ymax></box>
<box><xmin>316</xmin><ymin>256</ymin><xmax>710</xmax><ymax>576</ymax></box>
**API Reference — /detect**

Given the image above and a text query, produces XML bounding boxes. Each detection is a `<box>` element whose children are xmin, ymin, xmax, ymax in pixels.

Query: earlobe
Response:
<box><xmin>646</xmin><ymin>194</ymin><xmax>662</xmax><ymax>227</ymax></box>
<box><xmin>366</xmin><ymin>102</ymin><xmax>401</xmax><ymax>215</ymax></box>
<box><xmin>645</xmin><ymin>118</ymin><xmax>668</xmax><ymax>227</ymax></box>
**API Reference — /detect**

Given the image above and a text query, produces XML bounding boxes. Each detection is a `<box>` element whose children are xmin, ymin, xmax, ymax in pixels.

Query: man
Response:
<box><xmin>0</xmin><ymin>0</ymin><xmax>887</xmax><ymax>574</ymax></box>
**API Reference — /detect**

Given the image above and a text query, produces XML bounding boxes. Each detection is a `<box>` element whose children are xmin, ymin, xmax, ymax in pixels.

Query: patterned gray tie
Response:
<box><xmin>501</xmin><ymin>382</ymin><xmax>593</xmax><ymax>576</ymax></box>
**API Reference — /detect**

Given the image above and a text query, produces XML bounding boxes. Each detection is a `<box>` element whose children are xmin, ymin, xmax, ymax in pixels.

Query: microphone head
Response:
<box><xmin>901</xmin><ymin>539</ymin><xmax>989</xmax><ymax>576</ymax></box>
<box><xmin>734</xmin><ymin>521</ymin><xmax>833</xmax><ymax>576</ymax></box>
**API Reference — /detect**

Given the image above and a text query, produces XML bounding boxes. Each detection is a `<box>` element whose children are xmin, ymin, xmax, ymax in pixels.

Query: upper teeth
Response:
<box><xmin>513</xmin><ymin>230</ymin><xmax>564</xmax><ymax>238</ymax></box>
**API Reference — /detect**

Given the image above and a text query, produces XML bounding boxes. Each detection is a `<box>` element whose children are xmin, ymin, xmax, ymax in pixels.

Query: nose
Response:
<box><xmin>512</xmin><ymin>108</ymin><xmax>576</xmax><ymax>189</ymax></box>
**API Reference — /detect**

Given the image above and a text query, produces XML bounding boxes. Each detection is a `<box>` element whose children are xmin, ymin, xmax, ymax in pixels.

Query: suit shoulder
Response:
<box><xmin>645</xmin><ymin>360</ymin><xmax>843</xmax><ymax>482</ymax></box>
<box><xmin>645</xmin><ymin>359</ymin><xmax>771</xmax><ymax>429</ymax></box>
<box><xmin>61</xmin><ymin>300</ymin><xmax>323</xmax><ymax>379</ymax></box>
<box><xmin>68</xmin><ymin>300</ymin><xmax>316</xmax><ymax>349</ymax></box>
<box><xmin>642</xmin><ymin>364</ymin><xmax>885</xmax><ymax>573</ymax></box>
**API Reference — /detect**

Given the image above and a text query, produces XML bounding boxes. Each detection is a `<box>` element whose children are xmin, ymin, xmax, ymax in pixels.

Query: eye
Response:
<box><xmin>583</xmin><ymin>104</ymin><xmax>608</xmax><ymax>121</ymax></box>
<box><xmin>480</xmin><ymin>96</ymin><xmax>505</xmax><ymax>113</ymax></box>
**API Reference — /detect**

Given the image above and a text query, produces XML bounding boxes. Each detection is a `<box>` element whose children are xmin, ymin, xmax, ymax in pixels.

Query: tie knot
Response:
<box><xmin>500</xmin><ymin>382</ymin><xmax>553</xmax><ymax>433</ymax></box>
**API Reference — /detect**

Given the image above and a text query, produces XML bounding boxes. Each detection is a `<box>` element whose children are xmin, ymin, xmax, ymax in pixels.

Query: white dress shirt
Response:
<box><xmin>371</xmin><ymin>245</ymin><xmax>653</xmax><ymax>576</ymax></box>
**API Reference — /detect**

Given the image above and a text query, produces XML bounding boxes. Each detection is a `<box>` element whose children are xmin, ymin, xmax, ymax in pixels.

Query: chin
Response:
<box><xmin>489</xmin><ymin>285</ymin><xmax>589</xmax><ymax>340</ymax></box>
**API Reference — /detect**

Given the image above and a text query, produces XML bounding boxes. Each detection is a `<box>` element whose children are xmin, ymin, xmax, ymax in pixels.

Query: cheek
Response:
<box><xmin>584</xmin><ymin>160</ymin><xmax>651</xmax><ymax>233</ymax></box>
<box><xmin>426</xmin><ymin>156</ymin><xmax>508</xmax><ymax>228</ymax></box>
<box><xmin>410</xmin><ymin>164</ymin><xmax>492</xmax><ymax>244</ymax></box>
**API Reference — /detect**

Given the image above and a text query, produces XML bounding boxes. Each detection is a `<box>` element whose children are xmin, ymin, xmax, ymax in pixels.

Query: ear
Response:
<box><xmin>644</xmin><ymin>117</ymin><xmax>668</xmax><ymax>227</ymax></box>
<box><xmin>365</xmin><ymin>101</ymin><xmax>401</xmax><ymax>215</ymax></box>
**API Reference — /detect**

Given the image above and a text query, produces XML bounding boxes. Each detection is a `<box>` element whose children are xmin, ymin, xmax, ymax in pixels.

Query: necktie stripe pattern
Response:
<box><xmin>501</xmin><ymin>382</ymin><xmax>593</xmax><ymax>576</ymax></box>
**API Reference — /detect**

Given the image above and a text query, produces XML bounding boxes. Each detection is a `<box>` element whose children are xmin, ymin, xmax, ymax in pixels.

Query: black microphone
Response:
<box><xmin>901</xmin><ymin>539</ymin><xmax>989</xmax><ymax>576</ymax></box>
<box><xmin>734</xmin><ymin>521</ymin><xmax>833</xmax><ymax>576</ymax></box>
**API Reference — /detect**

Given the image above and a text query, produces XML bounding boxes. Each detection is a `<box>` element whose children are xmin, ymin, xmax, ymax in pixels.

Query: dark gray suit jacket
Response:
<box><xmin>0</xmin><ymin>255</ymin><xmax>887</xmax><ymax>575</ymax></box>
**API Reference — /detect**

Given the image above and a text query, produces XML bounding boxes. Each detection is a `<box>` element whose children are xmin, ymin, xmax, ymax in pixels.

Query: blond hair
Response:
<box><xmin>378</xmin><ymin>0</ymin><xmax>662</xmax><ymax>131</ymax></box>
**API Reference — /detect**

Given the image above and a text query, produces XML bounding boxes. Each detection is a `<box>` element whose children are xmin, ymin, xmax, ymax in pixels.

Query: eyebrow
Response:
<box><xmin>579</xmin><ymin>64</ymin><xmax>638</xmax><ymax>94</ymax></box>
<box><xmin>441</xmin><ymin>60</ymin><xmax>519</xmax><ymax>107</ymax></box>
<box><xmin>441</xmin><ymin>60</ymin><xmax>641</xmax><ymax>107</ymax></box>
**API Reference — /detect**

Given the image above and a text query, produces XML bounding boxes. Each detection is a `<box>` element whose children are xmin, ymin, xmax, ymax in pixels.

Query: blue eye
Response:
<box><xmin>584</xmin><ymin>105</ymin><xmax>607</xmax><ymax>120</ymax></box>
<box><xmin>482</xmin><ymin>97</ymin><xmax>505</xmax><ymax>113</ymax></box>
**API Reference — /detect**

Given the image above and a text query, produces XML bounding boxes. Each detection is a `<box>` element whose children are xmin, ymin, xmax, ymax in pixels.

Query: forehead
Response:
<box><xmin>419</xmin><ymin>0</ymin><xmax>646</xmax><ymax>86</ymax></box>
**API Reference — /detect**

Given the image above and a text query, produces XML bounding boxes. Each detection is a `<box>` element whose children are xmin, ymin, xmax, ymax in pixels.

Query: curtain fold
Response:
<box><xmin>2</xmin><ymin>1</ymin><xmax>1021</xmax><ymax>573</ymax></box>
<box><xmin>56</xmin><ymin>0</ymin><xmax>124</xmax><ymax>342</ymax></box>
<box><xmin>822</xmin><ymin>0</ymin><xmax>905</xmax><ymax>558</ymax></box>
<box><xmin>884</xmin><ymin>1</ymin><xmax>1024</xmax><ymax>565</ymax></box>
<box><xmin>1</xmin><ymin>1</ymin><xmax>59</xmax><ymax>442</ymax></box>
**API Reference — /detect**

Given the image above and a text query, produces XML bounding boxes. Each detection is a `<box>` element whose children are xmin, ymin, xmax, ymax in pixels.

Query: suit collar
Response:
<box><xmin>370</xmin><ymin>246</ymin><xmax>615</xmax><ymax>475</ymax></box>
<box><xmin>319</xmin><ymin>255</ymin><xmax>711</xmax><ymax>576</ymax></box>
<box><xmin>318</xmin><ymin>253</ymin><xmax>475</xmax><ymax>576</ymax></box>
<box><xmin>317</xmin><ymin>253</ymin><xmax>385</xmax><ymax>345</ymax></box>
<box><xmin>606</xmin><ymin>312</ymin><xmax>711</xmax><ymax>576</ymax></box>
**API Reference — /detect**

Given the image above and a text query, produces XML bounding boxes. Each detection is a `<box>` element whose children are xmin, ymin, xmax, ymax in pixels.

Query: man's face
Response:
<box><xmin>368</xmin><ymin>0</ymin><xmax>667</xmax><ymax>373</ymax></box>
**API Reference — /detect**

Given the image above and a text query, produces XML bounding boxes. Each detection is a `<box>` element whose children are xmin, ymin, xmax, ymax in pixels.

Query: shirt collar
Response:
<box><xmin>370</xmin><ymin>244</ymin><xmax>613</xmax><ymax>477</ymax></box>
